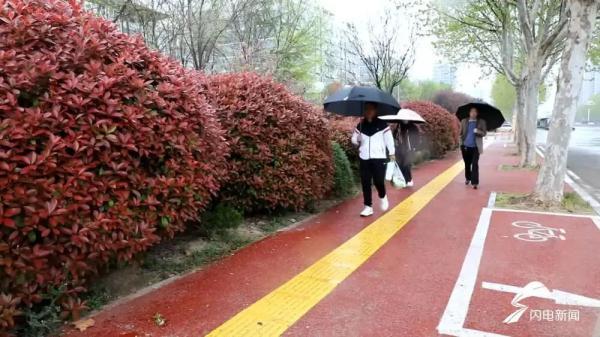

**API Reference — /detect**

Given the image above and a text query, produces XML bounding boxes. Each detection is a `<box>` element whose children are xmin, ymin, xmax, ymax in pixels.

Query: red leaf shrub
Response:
<box><xmin>402</xmin><ymin>101</ymin><xmax>459</xmax><ymax>158</ymax></box>
<box><xmin>432</xmin><ymin>90</ymin><xmax>473</xmax><ymax>115</ymax></box>
<box><xmin>203</xmin><ymin>73</ymin><xmax>333</xmax><ymax>212</ymax></box>
<box><xmin>329</xmin><ymin>116</ymin><xmax>359</xmax><ymax>162</ymax></box>
<box><xmin>0</xmin><ymin>0</ymin><xmax>226</xmax><ymax>328</ymax></box>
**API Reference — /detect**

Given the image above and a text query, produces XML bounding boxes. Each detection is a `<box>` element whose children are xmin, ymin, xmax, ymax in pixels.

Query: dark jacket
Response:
<box><xmin>460</xmin><ymin>118</ymin><xmax>487</xmax><ymax>154</ymax></box>
<box><xmin>393</xmin><ymin>123</ymin><xmax>419</xmax><ymax>166</ymax></box>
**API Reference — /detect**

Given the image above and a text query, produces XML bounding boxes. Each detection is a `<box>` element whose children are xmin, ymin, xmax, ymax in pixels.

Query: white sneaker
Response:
<box><xmin>360</xmin><ymin>206</ymin><xmax>374</xmax><ymax>217</ymax></box>
<box><xmin>380</xmin><ymin>196</ymin><xmax>389</xmax><ymax>211</ymax></box>
<box><xmin>406</xmin><ymin>181</ymin><xmax>414</xmax><ymax>187</ymax></box>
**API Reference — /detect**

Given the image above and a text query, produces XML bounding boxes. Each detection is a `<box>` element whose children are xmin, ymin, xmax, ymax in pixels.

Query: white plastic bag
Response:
<box><xmin>385</xmin><ymin>161</ymin><xmax>395</xmax><ymax>181</ymax></box>
<box><xmin>386</xmin><ymin>161</ymin><xmax>406</xmax><ymax>188</ymax></box>
<box><xmin>392</xmin><ymin>168</ymin><xmax>406</xmax><ymax>189</ymax></box>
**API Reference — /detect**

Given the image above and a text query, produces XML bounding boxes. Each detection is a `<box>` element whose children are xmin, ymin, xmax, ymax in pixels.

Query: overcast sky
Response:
<box><xmin>317</xmin><ymin>0</ymin><xmax>494</xmax><ymax>101</ymax></box>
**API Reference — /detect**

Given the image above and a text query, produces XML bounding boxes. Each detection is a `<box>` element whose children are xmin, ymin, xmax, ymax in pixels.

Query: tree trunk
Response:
<box><xmin>534</xmin><ymin>0</ymin><xmax>599</xmax><ymax>203</ymax></box>
<box><xmin>513</xmin><ymin>83</ymin><xmax>526</xmax><ymax>147</ymax></box>
<box><xmin>519</xmin><ymin>57</ymin><xmax>543</xmax><ymax>167</ymax></box>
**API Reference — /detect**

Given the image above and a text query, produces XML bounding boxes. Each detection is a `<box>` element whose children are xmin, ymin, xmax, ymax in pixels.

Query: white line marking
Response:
<box><xmin>437</xmin><ymin>208</ymin><xmax>502</xmax><ymax>336</ymax></box>
<box><xmin>593</xmin><ymin>217</ymin><xmax>600</xmax><ymax>231</ymax></box>
<box><xmin>492</xmin><ymin>207</ymin><xmax>598</xmax><ymax>219</ymax></box>
<box><xmin>487</xmin><ymin>192</ymin><xmax>497</xmax><ymax>208</ymax></box>
<box><xmin>460</xmin><ymin>328</ymin><xmax>509</xmax><ymax>337</ymax></box>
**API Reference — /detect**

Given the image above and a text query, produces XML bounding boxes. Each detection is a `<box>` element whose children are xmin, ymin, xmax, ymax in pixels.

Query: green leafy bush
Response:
<box><xmin>201</xmin><ymin>204</ymin><xmax>244</xmax><ymax>237</ymax></box>
<box><xmin>331</xmin><ymin>142</ymin><xmax>355</xmax><ymax>198</ymax></box>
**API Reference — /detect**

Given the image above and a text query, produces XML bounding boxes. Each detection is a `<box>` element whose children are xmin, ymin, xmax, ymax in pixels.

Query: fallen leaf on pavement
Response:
<box><xmin>73</xmin><ymin>318</ymin><xmax>95</xmax><ymax>331</ymax></box>
<box><xmin>153</xmin><ymin>313</ymin><xmax>166</xmax><ymax>326</ymax></box>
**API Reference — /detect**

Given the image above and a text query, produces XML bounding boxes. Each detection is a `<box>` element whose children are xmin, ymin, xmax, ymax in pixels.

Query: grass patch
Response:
<box><xmin>495</xmin><ymin>192</ymin><xmax>594</xmax><ymax>214</ymax></box>
<box><xmin>498</xmin><ymin>164</ymin><xmax>539</xmax><ymax>171</ymax></box>
<box><xmin>84</xmin><ymin>285</ymin><xmax>111</xmax><ymax>311</ymax></box>
<box><xmin>141</xmin><ymin>233</ymin><xmax>252</xmax><ymax>279</ymax></box>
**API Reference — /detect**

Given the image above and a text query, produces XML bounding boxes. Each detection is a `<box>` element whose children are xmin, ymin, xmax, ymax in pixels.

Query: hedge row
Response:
<box><xmin>402</xmin><ymin>101</ymin><xmax>460</xmax><ymax>157</ymax></box>
<box><xmin>0</xmin><ymin>0</ymin><xmax>332</xmax><ymax>331</ymax></box>
<box><xmin>203</xmin><ymin>73</ymin><xmax>333</xmax><ymax>212</ymax></box>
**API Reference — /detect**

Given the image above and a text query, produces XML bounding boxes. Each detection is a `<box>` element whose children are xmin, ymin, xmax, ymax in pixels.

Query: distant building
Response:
<box><xmin>578</xmin><ymin>68</ymin><xmax>600</xmax><ymax>106</ymax></box>
<box><xmin>432</xmin><ymin>63</ymin><xmax>457</xmax><ymax>87</ymax></box>
<box><xmin>320</xmin><ymin>20</ymin><xmax>368</xmax><ymax>85</ymax></box>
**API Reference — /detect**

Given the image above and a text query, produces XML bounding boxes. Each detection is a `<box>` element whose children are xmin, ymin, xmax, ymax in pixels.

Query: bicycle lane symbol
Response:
<box><xmin>511</xmin><ymin>221</ymin><xmax>566</xmax><ymax>242</ymax></box>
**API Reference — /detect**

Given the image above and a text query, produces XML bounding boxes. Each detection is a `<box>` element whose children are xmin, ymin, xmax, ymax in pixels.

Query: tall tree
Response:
<box><xmin>491</xmin><ymin>74</ymin><xmax>517</xmax><ymax>120</ymax></box>
<box><xmin>433</xmin><ymin>0</ymin><xmax>567</xmax><ymax>166</ymax></box>
<box><xmin>345</xmin><ymin>4</ymin><xmax>416</xmax><ymax>93</ymax></box>
<box><xmin>535</xmin><ymin>0</ymin><xmax>599</xmax><ymax>203</ymax></box>
<box><xmin>176</xmin><ymin>0</ymin><xmax>252</xmax><ymax>70</ymax></box>
<box><xmin>228</xmin><ymin>0</ymin><xmax>325</xmax><ymax>90</ymax></box>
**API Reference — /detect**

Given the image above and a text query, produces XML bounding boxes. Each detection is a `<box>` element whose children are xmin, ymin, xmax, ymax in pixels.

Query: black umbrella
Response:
<box><xmin>323</xmin><ymin>86</ymin><xmax>400</xmax><ymax>117</ymax></box>
<box><xmin>456</xmin><ymin>102</ymin><xmax>505</xmax><ymax>130</ymax></box>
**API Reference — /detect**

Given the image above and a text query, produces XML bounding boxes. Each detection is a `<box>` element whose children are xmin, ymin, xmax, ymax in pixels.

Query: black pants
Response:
<box><xmin>399</xmin><ymin>164</ymin><xmax>412</xmax><ymax>182</ymax></box>
<box><xmin>396</xmin><ymin>147</ymin><xmax>412</xmax><ymax>183</ymax></box>
<box><xmin>461</xmin><ymin>146</ymin><xmax>480</xmax><ymax>185</ymax></box>
<box><xmin>360</xmin><ymin>159</ymin><xmax>387</xmax><ymax>207</ymax></box>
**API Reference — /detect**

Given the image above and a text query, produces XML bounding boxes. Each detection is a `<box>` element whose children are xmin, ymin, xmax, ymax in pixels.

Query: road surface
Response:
<box><xmin>537</xmin><ymin>126</ymin><xmax>600</xmax><ymax>205</ymax></box>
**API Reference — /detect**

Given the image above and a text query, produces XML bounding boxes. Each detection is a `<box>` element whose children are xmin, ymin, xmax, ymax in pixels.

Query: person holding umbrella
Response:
<box><xmin>379</xmin><ymin>108</ymin><xmax>425</xmax><ymax>188</ymax></box>
<box><xmin>324</xmin><ymin>86</ymin><xmax>400</xmax><ymax>217</ymax></box>
<box><xmin>351</xmin><ymin>102</ymin><xmax>396</xmax><ymax>217</ymax></box>
<box><xmin>456</xmin><ymin>101</ymin><xmax>504</xmax><ymax>189</ymax></box>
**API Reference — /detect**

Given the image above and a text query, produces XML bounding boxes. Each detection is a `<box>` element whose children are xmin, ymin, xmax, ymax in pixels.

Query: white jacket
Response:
<box><xmin>351</xmin><ymin>119</ymin><xmax>395</xmax><ymax>160</ymax></box>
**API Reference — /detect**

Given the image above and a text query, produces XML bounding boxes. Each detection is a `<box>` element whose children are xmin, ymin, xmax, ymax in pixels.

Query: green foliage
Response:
<box><xmin>83</xmin><ymin>286</ymin><xmax>111</xmax><ymax>311</ymax></box>
<box><xmin>496</xmin><ymin>192</ymin><xmax>593</xmax><ymax>214</ymax></box>
<box><xmin>491</xmin><ymin>74</ymin><xmax>516</xmax><ymax>119</ymax></box>
<box><xmin>201</xmin><ymin>204</ymin><xmax>244</xmax><ymax>237</ymax></box>
<box><xmin>331</xmin><ymin>142</ymin><xmax>355</xmax><ymax>198</ymax></box>
<box><xmin>412</xmin><ymin>149</ymin><xmax>431</xmax><ymax>166</ymax></box>
<box><xmin>270</xmin><ymin>0</ymin><xmax>325</xmax><ymax>88</ymax></box>
<box><xmin>17</xmin><ymin>286</ymin><xmax>65</xmax><ymax>337</ymax></box>
<box><xmin>431</xmin><ymin>1</ymin><xmax>516</xmax><ymax>72</ymax></box>
<box><xmin>400</xmin><ymin>80</ymin><xmax>451</xmax><ymax>101</ymax></box>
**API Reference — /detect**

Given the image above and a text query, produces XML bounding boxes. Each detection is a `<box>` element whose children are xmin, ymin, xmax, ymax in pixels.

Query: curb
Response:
<box><xmin>535</xmin><ymin>145</ymin><xmax>600</xmax><ymax>216</ymax></box>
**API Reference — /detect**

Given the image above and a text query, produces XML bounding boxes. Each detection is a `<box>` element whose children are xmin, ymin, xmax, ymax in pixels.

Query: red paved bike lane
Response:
<box><xmin>66</xmin><ymin>140</ymin><xmax>600</xmax><ymax>337</ymax></box>
<box><xmin>65</xmin><ymin>146</ymin><xmax>462</xmax><ymax>337</ymax></box>
<box><xmin>463</xmin><ymin>210</ymin><xmax>600</xmax><ymax>337</ymax></box>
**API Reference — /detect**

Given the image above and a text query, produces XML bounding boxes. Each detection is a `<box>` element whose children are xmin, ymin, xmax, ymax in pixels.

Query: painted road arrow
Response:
<box><xmin>482</xmin><ymin>281</ymin><xmax>600</xmax><ymax>308</ymax></box>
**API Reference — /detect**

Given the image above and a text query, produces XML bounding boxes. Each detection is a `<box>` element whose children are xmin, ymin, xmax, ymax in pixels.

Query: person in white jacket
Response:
<box><xmin>351</xmin><ymin>102</ymin><xmax>396</xmax><ymax>217</ymax></box>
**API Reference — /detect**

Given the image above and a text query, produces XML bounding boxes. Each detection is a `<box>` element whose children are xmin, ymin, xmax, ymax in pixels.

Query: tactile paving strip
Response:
<box><xmin>206</xmin><ymin>160</ymin><xmax>465</xmax><ymax>337</ymax></box>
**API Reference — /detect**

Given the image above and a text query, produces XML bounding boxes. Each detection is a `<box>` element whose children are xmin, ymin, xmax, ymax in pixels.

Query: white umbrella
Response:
<box><xmin>378</xmin><ymin>108</ymin><xmax>426</xmax><ymax>123</ymax></box>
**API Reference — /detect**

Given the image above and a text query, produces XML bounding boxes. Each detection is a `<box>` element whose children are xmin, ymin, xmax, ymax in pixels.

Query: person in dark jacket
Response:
<box><xmin>459</xmin><ymin>107</ymin><xmax>487</xmax><ymax>189</ymax></box>
<box><xmin>351</xmin><ymin>102</ymin><xmax>396</xmax><ymax>217</ymax></box>
<box><xmin>393</xmin><ymin>121</ymin><xmax>419</xmax><ymax>187</ymax></box>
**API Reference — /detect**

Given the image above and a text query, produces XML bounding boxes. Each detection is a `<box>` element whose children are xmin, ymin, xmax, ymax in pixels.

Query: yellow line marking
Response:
<box><xmin>206</xmin><ymin>160</ymin><xmax>465</xmax><ymax>337</ymax></box>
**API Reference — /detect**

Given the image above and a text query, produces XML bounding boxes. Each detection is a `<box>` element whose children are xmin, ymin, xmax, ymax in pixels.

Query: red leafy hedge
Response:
<box><xmin>402</xmin><ymin>101</ymin><xmax>459</xmax><ymax>158</ymax></box>
<box><xmin>329</xmin><ymin>116</ymin><xmax>359</xmax><ymax>162</ymax></box>
<box><xmin>203</xmin><ymin>73</ymin><xmax>333</xmax><ymax>212</ymax></box>
<box><xmin>0</xmin><ymin>0</ymin><xmax>226</xmax><ymax>328</ymax></box>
